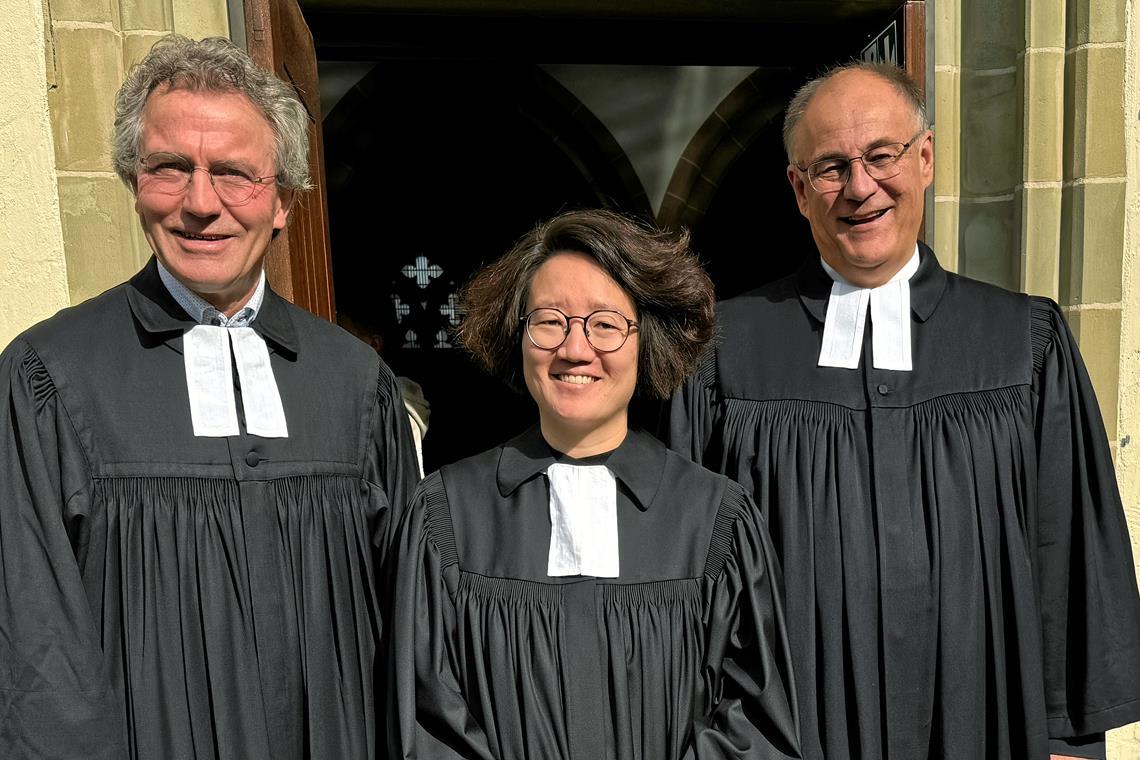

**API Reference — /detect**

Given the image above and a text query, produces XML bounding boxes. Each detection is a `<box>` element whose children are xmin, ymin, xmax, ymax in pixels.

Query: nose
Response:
<box><xmin>557</xmin><ymin>319</ymin><xmax>596</xmax><ymax>361</ymax></box>
<box><xmin>843</xmin><ymin>158</ymin><xmax>878</xmax><ymax>201</ymax></box>
<box><xmin>182</xmin><ymin>167</ymin><xmax>223</xmax><ymax>216</ymax></box>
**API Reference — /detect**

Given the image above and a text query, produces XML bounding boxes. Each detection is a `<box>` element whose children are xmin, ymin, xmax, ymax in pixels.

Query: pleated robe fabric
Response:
<box><xmin>667</xmin><ymin>245</ymin><xmax>1140</xmax><ymax>760</ymax></box>
<box><xmin>0</xmin><ymin>259</ymin><xmax>420</xmax><ymax>759</ymax></box>
<box><xmin>389</xmin><ymin>427</ymin><xmax>801</xmax><ymax>760</ymax></box>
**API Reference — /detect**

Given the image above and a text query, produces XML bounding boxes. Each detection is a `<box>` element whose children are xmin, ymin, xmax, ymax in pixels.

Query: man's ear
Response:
<box><xmin>787</xmin><ymin>165</ymin><xmax>810</xmax><ymax>218</ymax></box>
<box><xmin>273</xmin><ymin>188</ymin><xmax>296</xmax><ymax>231</ymax></box>
<box><xmin>918</xmin><ymin>130</ymin><xmax>934</xmax><ymax>189</ymax></box>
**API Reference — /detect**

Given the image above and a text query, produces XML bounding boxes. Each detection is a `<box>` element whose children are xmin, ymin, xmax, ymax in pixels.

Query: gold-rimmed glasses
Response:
<box><xmin>137</xmin><ymin>152</ymin><xmax>277</xmax><ymax>205</ymax></box>
<box><xmin>795</xmin><ymin>130</ymin><xmax>927</xmax><ymax>193</ymax></box>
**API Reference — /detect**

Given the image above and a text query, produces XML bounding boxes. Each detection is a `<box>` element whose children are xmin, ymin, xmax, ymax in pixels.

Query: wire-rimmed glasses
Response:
<box><xmin>795</xmin><ymin>130</ymin><xmax>927</xmax><ymax>193</ymax></box>
<box><xmin>521</xmin><ymin>307</ymin><xmax>638</xmax><ymax>353</ymax></box>
<box><xmin>137</xmin><ymin>152</ymin><xmax>278</xmax><ymax>205</ymax></box>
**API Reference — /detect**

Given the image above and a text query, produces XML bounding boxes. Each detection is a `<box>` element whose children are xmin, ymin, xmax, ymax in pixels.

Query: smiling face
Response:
<box><xmin>133</xmin><ymin>86</ymin><xmax>292</xmax><ymax>315</ymax></box>
<box><xmin>522</xmin><ymin>252</ymin><xmax>639</xmax><ymax>456</ymax></box>
<box><xmin>786</xmin><ymin>70</ymin><xmax>933</xmax><ymax>287</ymax></box>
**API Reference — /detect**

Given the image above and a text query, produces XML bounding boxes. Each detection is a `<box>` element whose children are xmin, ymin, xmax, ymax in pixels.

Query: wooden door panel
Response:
<box><xmin>244</xmin><ymin>0</ymin><xmax>336</xmax><ymax>321</ymax></box>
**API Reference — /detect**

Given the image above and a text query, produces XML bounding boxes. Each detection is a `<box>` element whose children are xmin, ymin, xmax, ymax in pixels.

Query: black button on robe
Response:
<box><xmin>0</xmin><ymin>260</ymin><xmax>420</xmax><ymax>759</ymax></box>
<box><xmin>389</xmin><ymin>427</ymin><xmax>800</xmax><ymax>759</ymax></box>
<box><xmin>667</xmin><ymin>245</ymin><xmax>1140</xmax><ymax>760</ymax></box>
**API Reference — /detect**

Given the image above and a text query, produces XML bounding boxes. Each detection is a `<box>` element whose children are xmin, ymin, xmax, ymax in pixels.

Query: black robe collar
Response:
<box><xmin>496</xmin><ymin>425</ymin><xmax>667</xmax><ymax>511</ymax></box>
<box><xmin>125</xmin><ymin>257</ymin><xmax>298</xmax><ymax>355</ymax></box>
<box><xmin>795</xmin><ymin>241</ymin><xmax>948</xmax><ymax>324</ymax></box>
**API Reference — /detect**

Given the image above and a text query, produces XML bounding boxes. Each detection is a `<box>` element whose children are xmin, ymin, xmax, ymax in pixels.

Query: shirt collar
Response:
<box><xmin>126</xmin><ymin>257</ymin><xmax>298</xmax><ymax>354</ymax></box>
<box><xmin>156</xmin><ymin>257</ymin><xmax>265</xmax><ymax>327</ymax></box>
<box><xmin>496</xmin><ymin>425</ymin><xmax>667</xmax><ymax>511</ymax></box>
<box><xmin>796</xmin><ymin>240</ymin><xmax>947</xmax><ymax>324</ymax></box>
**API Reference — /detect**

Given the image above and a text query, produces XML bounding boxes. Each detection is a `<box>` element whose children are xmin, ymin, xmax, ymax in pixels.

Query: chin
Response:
<box><xmin>548</xmin><ymin>407</ymin><xmax>598</xmax><ymax>429</ymax></box>
<box><xmin>837</xmin><ymin>245</ymin><xmax>894</xmax><ymax>270</ymax></box>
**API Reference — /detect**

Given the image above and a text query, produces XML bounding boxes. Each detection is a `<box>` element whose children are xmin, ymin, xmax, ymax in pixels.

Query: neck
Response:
<box><xmin>821</xmin><ymin>247</ymin><xmax>918</xmax><ymax>289</ymax></box>
<box><xmin>539</xmin><ymin>416</ymin><xmax>628</xmax><ymax>458</ymax></box>
<box><xmin>200</xmin><ymin>281</ymin><xmax>259</xmax><ymax>318</ymax></box>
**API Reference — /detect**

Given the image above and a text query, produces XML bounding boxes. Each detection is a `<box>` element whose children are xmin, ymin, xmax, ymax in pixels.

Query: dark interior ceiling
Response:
<box><xmin>300</xmin><ymin>0</ymin><xmax>906</xmax><ymax>64</ymax></box>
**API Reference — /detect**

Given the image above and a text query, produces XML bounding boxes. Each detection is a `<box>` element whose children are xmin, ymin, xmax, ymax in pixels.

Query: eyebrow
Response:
<box><xmin>143</xmin><ymin>152</ymin><xmax>259</xmax><ymax>172</ymax></box>
<box><xmin>144</xmin><ymin>151</ymin><xmax>191</xmax><ymax>163</ymax></box>
<box><xmin>531</xmin><ymin>301</ymin><xmax>633</xmax><ymax>315</ymax></box>
<box><xmin>808</xmin><ymin>137</ymin><xmax>904</xmax><ymax>163</ymax></box>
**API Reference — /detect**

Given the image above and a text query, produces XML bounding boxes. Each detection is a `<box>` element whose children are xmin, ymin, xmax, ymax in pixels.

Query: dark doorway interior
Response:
<box><xmin>692</xmin><ymin>112</ymin><xmax>815</xmax><ymax>300</ymax></box>
<box><xmin>312</xmin><ymin>3</ymin><xmax>903</xmax><ymax>471</ymax></box>
<box><xmin>326</xmin><ymin>61</ymin><xmax>632</xmax><ymax>469</ymax></box>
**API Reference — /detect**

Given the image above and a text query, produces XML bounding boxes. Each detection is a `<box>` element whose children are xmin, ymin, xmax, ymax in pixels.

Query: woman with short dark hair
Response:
<box><xmin>389</xmin><ymin>209</ymin><xmax>800</xmax><ymax>759</ymax></box>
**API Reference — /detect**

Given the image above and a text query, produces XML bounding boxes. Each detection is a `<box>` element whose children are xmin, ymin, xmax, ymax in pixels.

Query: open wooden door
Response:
<box><xmin>244</xmin><ymin>0</ymin><xmax>336</xmax><ymax>321</ymax></box>
<box><xmin>861</xmin><ymin>1</ymin><xmax>927</xmax><ymax>238</ymax></box>
<box><xmin>860</xmin><ymin>1</ymin><xmax>925</xmax><ymax>91</ymax></box>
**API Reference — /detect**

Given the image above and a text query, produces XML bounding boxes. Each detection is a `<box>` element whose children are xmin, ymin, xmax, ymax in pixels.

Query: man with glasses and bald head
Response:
<box><xmin>0</xmin><ymin>35</ymin><xmax>418</xmax><ymax>758</ymax></box>
<box><xmin>669</xmin><ymin>61</ymin><xmax>1140</xmax><ymax>760</ymax></box>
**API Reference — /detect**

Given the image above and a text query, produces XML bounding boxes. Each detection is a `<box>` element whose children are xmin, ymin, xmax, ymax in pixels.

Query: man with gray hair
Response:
<box><xmin>0</xmin><ymin>35</ymin><xmax>417</xmax><ymax>758</ymax></box>
<box><xmin>669</xmin><ymin>62</ymin><xmax>1140</xmax><ymax>759</ymax></box>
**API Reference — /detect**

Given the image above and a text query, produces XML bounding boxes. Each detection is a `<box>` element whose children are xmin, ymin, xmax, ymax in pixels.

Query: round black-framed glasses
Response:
<box><xmin>521</xmin><ymin>307</ymin><xmax>639</xmax><ymax>353</ymax></box>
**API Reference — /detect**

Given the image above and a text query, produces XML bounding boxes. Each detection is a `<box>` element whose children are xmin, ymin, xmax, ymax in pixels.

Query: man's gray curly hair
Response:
<box><xmin>111</xmin><ymin>34</ymin><xmax>313</xmax><ymax>192</ymax></box>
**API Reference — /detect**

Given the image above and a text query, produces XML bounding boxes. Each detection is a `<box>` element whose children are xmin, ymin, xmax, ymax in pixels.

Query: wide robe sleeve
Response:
<box><xmin>1030</xmin><ymin>298</ymin><xmax>1140</xmax><ymax>739</ymax></box>
<box><xmin>389</xmin><ymin>475</ymin><xmax>495</xmax><ymax>760</ymax></box>
<box><xmin>0</xmin><ymin>340</ymin><xmax>126</xmax><ymax>757</ymax></box>
<box><xmin>692</xmin><ymin>484</ymin><xmax>801</xmax><ymax>759</ymax></box>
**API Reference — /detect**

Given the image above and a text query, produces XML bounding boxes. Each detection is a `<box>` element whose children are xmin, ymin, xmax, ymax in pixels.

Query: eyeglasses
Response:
<box><xmin>137</xmin><ymin>152</ymin><xmax>278</xmax><ymax>205</ymax></box>
<box><xmin>795</xmin><ymin>130</ymin><xmax>927</xmax><ymax>193</ymax></box>
<box><xmin>521</xmin><ymin>307</ymin><xmax>638</xmax><ymax>353</ymax></box>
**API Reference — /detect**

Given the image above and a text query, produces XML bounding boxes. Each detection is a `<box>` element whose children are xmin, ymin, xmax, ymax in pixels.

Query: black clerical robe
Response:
<box><xmin>390</xmin><ymin>426</ymin><xmax>800</xmax><ymax>759</ymax></box>
<box><xmin>0</xmin><ymin>259</ymin><xmax>419</xmax><ymax>759</ymax></box>
<box><xmin>668</xmin><ymin>245</ymin><xmax>1140</xmax><ymax>760</ymax></box>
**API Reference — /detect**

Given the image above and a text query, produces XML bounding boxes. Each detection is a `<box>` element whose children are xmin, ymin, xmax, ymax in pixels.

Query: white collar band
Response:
<box><xmin>157</xmin><ymin>261</ymin><xmax>287</xmax><ymax>438</ymax></box>
<box><xmin>182</xmin><ymin>326</ymin><xmax>289</xmax><ymax>438</ymax></box>
<box><xmin>818</xmin><ymin>245</ymin><xmax>920</xmax><ymax>372</ymax></box>
<box><xmin>545</xmin><ymin>462</ymin><xmax>619</xmax><ymax>578</ymax></box>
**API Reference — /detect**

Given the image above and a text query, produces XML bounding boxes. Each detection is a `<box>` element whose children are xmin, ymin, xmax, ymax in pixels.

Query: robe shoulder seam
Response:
<box><xmin>419</xmin><ymin>474</ymin><xmax>459</xmax><ymax>569</ymax></box>
<box><xmin>14</xmin><ymin>339</ymin><xmax>95</xmax><ymax>495</ymax></box>
<box><xmin>357</xmin><ymin>358</ymin><xmax>397</xmax><ymax>470</ymax></box>
<box><xmin>703</xmin><ymin>480</ymin><xmax>749</xmax><ymax>581</ymax></box>
<box><xmin>15</xmin><ymin>339</ymin><xmax>57</xmax><ymax>411</ymax></box>
<box><xmin>697</xmin><ymin>344</ymin><xmax>719</xmax><ymax>389</ymax></box>
<box><xmin>1028</xmin><ymin>296</ymin><xmax>1062</xmax><ymax>376</ymax></box>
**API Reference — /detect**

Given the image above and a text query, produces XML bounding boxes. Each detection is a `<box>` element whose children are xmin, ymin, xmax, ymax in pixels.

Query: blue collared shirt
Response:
<box><xmin>156</xmin><ymin>259</ymin><xmax>266</xmax><ymax>327</ymax></box>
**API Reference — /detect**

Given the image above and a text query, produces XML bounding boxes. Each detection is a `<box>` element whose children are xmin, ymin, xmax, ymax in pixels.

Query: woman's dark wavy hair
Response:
<box><xmin>458</xmin><ymin>209</ymin><xmax>715</xmax><ymax>400</ymax></box>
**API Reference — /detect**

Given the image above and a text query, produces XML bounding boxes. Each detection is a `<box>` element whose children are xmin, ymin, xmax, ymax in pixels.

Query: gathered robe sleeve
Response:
<box><xmin>667</xmin><ymin>348</ymin><xmax>722</xmax><ymax>466</ymax></box>
<box><xmin>0</xmin><ymin>341</ymin><xmax>126</xmax><ymax>758</ymax></box>
<box><xmin>1030</xmin><ymin>298</ymin><xmax>1140</xmax><ymax>740</ymax></box>
<box><xmin>390</xmin><ymin>475</ymin><xmax>496</xmax><ymax>760</ymax></box>
<box><xmin>692</xmin><ymin>484</ymin><xmax>801</xmax><ymax>759</ymax></box>
<box><xmin>367</xmin><ymin>360</ymin><xmax>422</xmax><ymax>556</ymax></box>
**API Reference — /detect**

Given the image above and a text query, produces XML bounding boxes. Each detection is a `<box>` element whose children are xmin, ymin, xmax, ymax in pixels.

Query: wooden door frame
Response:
<box><xmin>236</xmin><ymin>0</ymin><xmax>926</xmax><ymax>318</ymax></box>
<box><xmin>243</xmin><ymin>0</ymin><xmax>337</xmax><ymax>321</ymax></box>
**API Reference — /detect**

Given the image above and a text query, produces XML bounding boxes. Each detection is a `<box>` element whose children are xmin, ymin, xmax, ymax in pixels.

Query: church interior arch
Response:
<box><xmin>307</xmin><ymin>1</ymin><xmax>910</xmax><ymax>467</ymax></box>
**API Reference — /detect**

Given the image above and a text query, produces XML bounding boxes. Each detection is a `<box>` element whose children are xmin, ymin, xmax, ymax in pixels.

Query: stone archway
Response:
<box><xmin>320</xmin><ymin>60</ymin><xmax>650</xmax><ymax>469</ymax></box>
<box><xmin>656</xmin><ymin>69</ymin><xmax>793</xmax><ymax>233</ymax></box>
<box><xmin>652</xmin><ymin>68</ymin><xmax>813</xmax><ymax>298</ymax></box>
